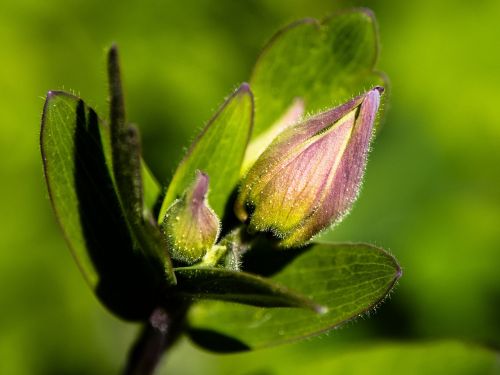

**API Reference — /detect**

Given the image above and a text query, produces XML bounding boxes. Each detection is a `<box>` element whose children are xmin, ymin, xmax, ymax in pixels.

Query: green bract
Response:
<box><xmin>40</xmin><ymin>8</ymin><xmax>401</xmax><ymax>359</ymax></box>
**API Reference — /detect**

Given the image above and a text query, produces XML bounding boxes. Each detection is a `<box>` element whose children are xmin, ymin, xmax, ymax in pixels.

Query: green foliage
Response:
<box><xmin>36</xmin><ymin>10</ymin><xmax>410</xmax><ymax>370</ymax></box>
<box><xmin>40</xmin><ymin>9</ymin><xmax>403</xmax><ymax>359</ymax></box>
<box><xmin>41</xmin><ymin>92</ymin><xmax>164</xmax><ymax>320</ymax></box>
<box><xmin>141</xmin><ymin>162</ymin><xmax>161</xmax><ymax>213</ymax></box>
<box><xmin>41</xmin><ymin>92</ymin><xmax>98</xmax><ymax>288</ymax></box>
<box><xmin>33</xmin><ymin>5</ymin><xmax>438</xmax><ymax>375</ymax></box>
<box><xmin>187</xmin><ymin>243</ymin><xmax>400</xmax><ymax>351</ymax></box>
<box><xmin>250</xmin><ymin>8</ymin><xmax>386</xmax><ymax>140</ymax></box>
<box><xmin>107</xmin><ymin>46</ymin><xmax>177</xmax><ymax>285</ymax></box>
<box><xmin>159</xmin><ymin>84</ymin><xmax>254</xmax><ymax>220</ymax></box>
<box><xmin>174</xmin><ymin>267</ymin><xmax>324</xmax><ymax>310</ymax></box>
<box><xmin>0</xmin><ymin>0</ymin><xmax>493</xmax><ymax>373</ymax></box>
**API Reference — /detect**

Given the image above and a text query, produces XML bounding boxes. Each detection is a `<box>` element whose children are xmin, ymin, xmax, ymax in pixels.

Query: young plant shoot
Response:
<box><xmin>40</xmin><ymin>9</ymin><xmax>400</xmax><ymax>375</ymax></box>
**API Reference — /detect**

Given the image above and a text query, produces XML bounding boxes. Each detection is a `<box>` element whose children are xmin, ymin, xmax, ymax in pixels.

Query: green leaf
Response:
<box><xmin>159</xmin><ymin>83</ymin><xmax>254</xmax><ymax>221</ymax></box>
<box><xmin>108</xmin><ymin>45</ymin><xmax>142</xmax><ymax>221</ymax></box>
<box><xmin>250</xmin><ymin>8</ymin><xmax>387</xmax><ymax>141</ymax></box>
<box><xmin>174</xmin><ymin>267</ymin><xmax>324</xmax><ymax>311</ymax></box>
<box><xmin>107</xmin><ymin>46</ymin><xmax>176</xmax><ymax>285</ymax></box>
<box><xmin>99</xmin><ymin>109</ymin><xmax>161</xmax><ymax>215</ymax></box>
<box><xmin>142</xmin><ymin>161</ymin><xmax>161</xmax><ymax>213</ymax></box>
<box><xmin>41</xmin><ymin>91</ymin><xmax>163</xmax><ymax>320</ymax></box>
<box><xmin>187</xmin><ymin>242</ymin><xmax>401</xmax><ymax>351</ymax></box>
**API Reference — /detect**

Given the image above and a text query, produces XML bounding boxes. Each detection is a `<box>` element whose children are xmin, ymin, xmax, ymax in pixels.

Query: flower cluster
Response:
<box><xmin>166</xmin><ymin>87</ymin><xmax>383</xmax><ymax>260</ymax></box>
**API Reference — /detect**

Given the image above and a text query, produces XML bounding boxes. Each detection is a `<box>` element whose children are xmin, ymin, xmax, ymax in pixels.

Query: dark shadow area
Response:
<box><xmin>220</xmin><ymin>186</ymin><xmax>241</xmax><ymax>237</ymax></box>
<box><xmin>241</xmin><ymin>235</ymin><xmax>310</xmax><ymax>277</ymax></box>
<box><xmin>187</xmin><ymin>328</ymin><xmax>250</xmax><ymax>353</ymax></box>
<box><xmin>365</xmin><ymin>293</ymin><xmax>417</xmax><ymax>340</ymax></box>
<box><xmin>74</xmin><ymin>100</ymin><xmax>158</xmax><ymax>320</ymax></box>
<box><xmin>151</xmin><ymin>184</ymin><xmax>165</xmax><ymax>222</ymax></box>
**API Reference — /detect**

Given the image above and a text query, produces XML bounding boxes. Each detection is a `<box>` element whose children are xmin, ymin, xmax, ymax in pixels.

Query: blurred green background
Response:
<box><xmin>1</xmin><ymin>0</ymin><xmax>499</xmax><ymax>373</ymax></box>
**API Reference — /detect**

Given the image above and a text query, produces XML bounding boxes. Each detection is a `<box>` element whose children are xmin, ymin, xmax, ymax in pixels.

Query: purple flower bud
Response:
<box><xmin>235</xmin><ymin>87</ymin><xmax>383</xmax><ymax>247</ymax></box>
<box><xmin>162</xmin><ymin>171</ymin><xmax>221</xmax><ymax>264</ymax></box>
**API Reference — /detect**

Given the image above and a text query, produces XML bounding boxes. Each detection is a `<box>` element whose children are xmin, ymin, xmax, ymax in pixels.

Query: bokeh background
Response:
<box><xmin>1</xmin><ymin>0</ymin><xmax>499</xmax><ymax>373</ymax></box>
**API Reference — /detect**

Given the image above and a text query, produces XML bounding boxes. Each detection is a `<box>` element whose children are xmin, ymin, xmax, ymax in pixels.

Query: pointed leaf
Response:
<box><xmin>41</xmin><ymin>91</ymin><xmax>163</xmax><ymax>320</ymax></box>
<box><xmin>159</xmin><ymin>84</ymin><xmax>254</xmax><ymax>221</ymax></box>
<box><xmin>251</xmin><ymin>8</ymin><xmax>387</xmax><ymax>141</ymax></box>
<box><xmin>187</xmin><ymin>242</ymin><xmax>401</xmax><ymax>351</ymax></box>
<box><xmin>174</xmin><ymin>267</ymin><xmax>324</xmax><ymax>312</ymax></box>
<box><xmin>142</xmin><ymin>161</ymin><xmax>161</xmax><ymax>213</ymax></box>
<box><xmin>108</xmin><ymin>45</ymin><xmax>142</xmax><ymax>220</ymax></box>
<box><xmin>95</xmin><ymin>106</ymin><xmax>161</xmax><ymax>215</ymax></box>
<box><xmin>107</xmin><ymin>46</ymin><xmax>176</xmax><ymax>285</ymax></box>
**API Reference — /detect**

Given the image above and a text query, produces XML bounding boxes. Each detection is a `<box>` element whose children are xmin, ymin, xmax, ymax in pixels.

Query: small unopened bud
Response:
<box><xmin>235</xmin><ymin>87</ymin><xmax>383</xmax><ymax>247</ymax></box>
<box><xmin>162</xmin><ymin>171</ymin><xmax>220</xmax><ymax>264</ymax></box>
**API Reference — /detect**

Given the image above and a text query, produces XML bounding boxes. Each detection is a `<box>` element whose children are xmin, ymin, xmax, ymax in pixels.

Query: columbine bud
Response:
<box><xmin>162</xmin><ymin>171</ymin><xmax>220</xmax><ymax>264</ymax></box>
<box><xmin>235</xmin><ymin>87</ymin><xmax>383</xmax><ymax>247</ymax></box>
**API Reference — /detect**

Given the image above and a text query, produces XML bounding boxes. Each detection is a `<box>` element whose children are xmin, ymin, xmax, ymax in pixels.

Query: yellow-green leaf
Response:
<box><xmin>159</xmin><ymin>84</ymin><xmax>254</xmax><ymax>221</ymax></box>
<box><xmin>251</xmin><ymin>9</ymin><xmax>387</xmax><ymax>141</ymax></box>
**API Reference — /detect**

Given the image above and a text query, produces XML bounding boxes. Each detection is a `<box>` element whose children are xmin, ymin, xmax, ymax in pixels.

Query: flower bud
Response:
<box><xmin>162</xmin><ymin>171</ymin><xmax>220</xmax><ymax>264</ymax></box>
<box><xmin>235</xmin><ymin>87</ymin><xmax>383</xmax><ymax>247</ymax></box>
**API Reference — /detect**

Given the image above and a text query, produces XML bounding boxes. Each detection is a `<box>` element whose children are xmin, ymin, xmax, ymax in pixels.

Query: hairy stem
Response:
<box><xmin>123</xmin><ymin>306</ymin><xmax>186</xmax><ymax>375</ymax></box>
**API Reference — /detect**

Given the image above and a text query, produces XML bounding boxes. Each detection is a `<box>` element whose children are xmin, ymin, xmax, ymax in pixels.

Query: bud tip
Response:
<box><xmin>192</xmin><ymin>170</ymin><xmax>209</xmax><ymax>204</ymax></box>
<box><xmin>239</xmin><ymin>82</ymin><xmax>251</xmax><ymax>93</ymax></box>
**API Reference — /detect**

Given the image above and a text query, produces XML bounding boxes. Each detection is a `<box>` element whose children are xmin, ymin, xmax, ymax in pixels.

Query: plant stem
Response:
<box><xmin>122</xmin><ymin>306</ymin><xmax>186</xmax><ymax>375</ymax></box>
